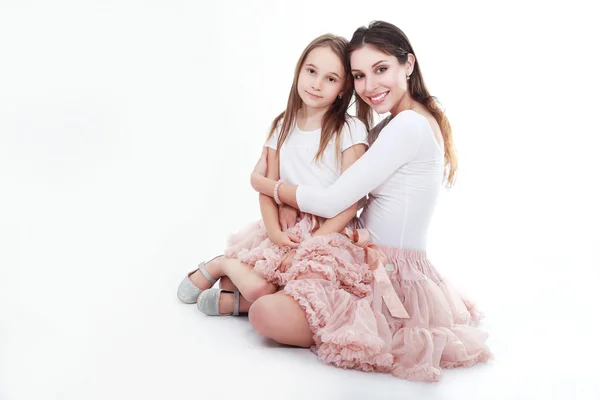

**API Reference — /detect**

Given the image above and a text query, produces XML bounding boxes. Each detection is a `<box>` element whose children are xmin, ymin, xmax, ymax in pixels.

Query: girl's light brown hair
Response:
<box><xmin>266</xmin><ymin>34</ymin><xmax>354</xmax><ymax>162</ymax></box>
<box><xmin>348</xmin><ymin>21</ymin><xmax>458</xmax><ymax>187</ymax></box>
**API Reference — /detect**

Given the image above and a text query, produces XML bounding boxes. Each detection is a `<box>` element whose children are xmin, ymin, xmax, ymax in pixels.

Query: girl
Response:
<box><xmin>177</xmin><ymin>34</ymin><xmax>374</xmax><ymax>317</ymax></box>
<box><xmin>248</xmin><ymin>21</ymin><xmax>492</xmax><ymax>382</ymax></box>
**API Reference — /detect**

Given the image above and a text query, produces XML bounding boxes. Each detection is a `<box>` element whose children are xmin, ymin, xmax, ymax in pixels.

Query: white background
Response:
<box><xmin>1</xmin><ymin>1</ymin><xmax>598</xmax><ymax>399</ymax></box>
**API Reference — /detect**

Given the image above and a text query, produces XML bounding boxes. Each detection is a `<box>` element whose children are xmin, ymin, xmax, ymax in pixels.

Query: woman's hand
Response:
<box><xmin>270</xmin><ymin>231</ymin><xmax>301</xmax><ymax>249</ymax></box>
<box><xmin>278</xmin><ymin>204</ymin><xmax>299</xmax><ymax>231</ymax></box>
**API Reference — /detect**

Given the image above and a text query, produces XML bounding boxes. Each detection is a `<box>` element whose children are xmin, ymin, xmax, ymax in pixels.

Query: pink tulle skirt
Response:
<box><xmin>224</xmin><ymin>216</ymin><xmax>492</xmax><ymax>382</ymax></box>
<box><xmin>284</xmin><ymin>246</ymin><xmax>492</xmax><ymax>382</ymax></box>
<box><xmin>224</xmin><ymin>215</ymin><xmax>374</xmax><ymax>297</ymax></box>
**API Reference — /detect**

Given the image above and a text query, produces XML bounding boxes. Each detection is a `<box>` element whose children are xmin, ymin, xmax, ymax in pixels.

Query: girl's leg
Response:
<box><xmin>218</xmin><ymin>290</ymin><xmax>253</xmax><ymax>314</ymax></box>
<box><xmin>189</xmin><ymin>255</ymin><xmax>225</xmax><ymax>289</ymax></box>
<box><xmin>248</xmin><ymin>291</ymin><xmax>314</xmax><ymax>348</ymax></box>
<box><xmin>248</xmin><ymin>271</ymin><xmax>326</xmax><ymax>346</ymax></box>
<box><xmin>220</xmin><ymin>257</ymin><xmax>277</xmax><ymax>302</ymax></box>
<box><xmin>190</xmin><ymin>256</ymin><xmax>277</xmax><ymax>303</ymax></box>
<box><xmin>219</xmin><ymin>275</ymin><xmax>237</xmax><ymax>291</ymax></box>
<box><xmin>215</xmin><ymin>275</ymin><xmax>252</xmax><ymax>314</ymax></box>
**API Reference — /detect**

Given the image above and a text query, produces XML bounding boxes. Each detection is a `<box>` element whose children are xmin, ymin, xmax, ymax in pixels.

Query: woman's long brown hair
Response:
<box><xmin>348</xmin><ymin>21</ymin><xmax>458</xmax><ymax>186</ymax></box>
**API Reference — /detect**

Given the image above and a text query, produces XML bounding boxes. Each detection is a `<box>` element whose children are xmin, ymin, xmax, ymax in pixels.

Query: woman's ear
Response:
<box><xmin>406</xmin><ymin>53</ymin><xmax>416</xmax><ymax>76</ymax></box>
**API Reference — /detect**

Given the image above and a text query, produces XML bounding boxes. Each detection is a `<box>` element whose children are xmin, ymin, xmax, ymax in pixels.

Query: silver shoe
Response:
<box><xmin>176</xmin><ymin>260</ymin><xmax>218</xmax><ymax>304</ymax></box>
<box><xmin>197</xmin><ymin>288</ymin><xmax>240</xmax><ymax>316</ymax></box>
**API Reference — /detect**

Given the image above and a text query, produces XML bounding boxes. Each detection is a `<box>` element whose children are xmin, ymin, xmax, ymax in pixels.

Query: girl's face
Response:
<box><xmin>350</xmin><ymin>45</ymin><xmax>412</xmax><ymax>115</ymax></box>
<box><xmin>297</xmin><ymin>46</ymin><xmax>345</xmax><ymax>111</ymax></box>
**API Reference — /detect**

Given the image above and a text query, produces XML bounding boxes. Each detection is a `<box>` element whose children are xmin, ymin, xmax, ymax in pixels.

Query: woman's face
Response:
<box><xmin>350</xmin><ymin>45</ymin><xmax>412</xmax><ymax>115</ymax></box>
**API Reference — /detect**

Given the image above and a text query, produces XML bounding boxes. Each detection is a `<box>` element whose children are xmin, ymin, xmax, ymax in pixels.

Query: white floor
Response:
<box><xmin>1</xmin><ymin>214</ymin><xmax>598</xmax><ymax>400</ymax></box>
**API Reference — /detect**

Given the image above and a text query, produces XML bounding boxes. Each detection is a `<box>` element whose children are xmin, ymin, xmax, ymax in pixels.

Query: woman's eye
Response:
<box><xmin>376</xmin><ymin>67</ymin><xmax>387</xmax><ymax>74</ymax></box>
<box><xmin>328</xmin><ymin>77</ymin><xmax>336</xmax><ymax>83</ymax></box>
<box><xmin>353</xmin><ymin>74</ymin><xmax>363</xmax><ymax>80</ymax></box>
<box><xmin>308</xmin><ymin>68</ymin><xmax>315</xmax><ymax>74</ymax></box>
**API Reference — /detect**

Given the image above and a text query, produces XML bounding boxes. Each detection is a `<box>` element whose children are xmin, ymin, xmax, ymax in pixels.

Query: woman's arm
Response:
<box><xmin>251</xmin><ymin>112</ymin><xmax>424</xmax><ymax>218</ymax></box>
<box><xmin>312</xmin><ymin>144</ymin><xmax>367</xmax><ymax>236</ymax></box>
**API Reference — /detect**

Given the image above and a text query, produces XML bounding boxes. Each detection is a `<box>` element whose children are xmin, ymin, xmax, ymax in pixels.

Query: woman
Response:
<box><xmin>248</xmin><ymin>21</ymin><xmax>492</xmax><ymax>382</ymax></box>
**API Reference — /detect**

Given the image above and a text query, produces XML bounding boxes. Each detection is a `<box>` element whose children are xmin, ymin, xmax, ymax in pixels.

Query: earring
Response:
<box><xmin>407</xmin><ymin>75</ymin><xmax>411</xmax><ymax>81</ymax></box>
<box><xmin>337</xmin><ymin>94</ymin><xmax>342</xmax><ymax>99</ymax></box>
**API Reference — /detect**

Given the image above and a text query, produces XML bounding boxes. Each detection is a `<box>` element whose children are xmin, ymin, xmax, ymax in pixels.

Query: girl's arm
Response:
<box><xmin>312</xmin><ymin>144</ymin><xmax>367</xmax><ymax>237</ymax></box>
<box><xmin>251</xmin><ymin>173</ymin><xmax>299</xmax><ymax>208</ymax></box>
<box><xmin>259</xmin><ymin>148</ymin><xmax>299</xmax><ymax>248</ymax></box>
<box><xmin>251</xmin><ymin>112</ymin><xmax>424</xmax><ymax>218</ymax></box>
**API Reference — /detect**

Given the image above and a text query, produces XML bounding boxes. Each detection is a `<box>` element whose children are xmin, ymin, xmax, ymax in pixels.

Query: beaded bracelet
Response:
<box><xmin>273</xmin><ymin>178</ymin><xmax>284</xmax><ymax>205</ymax></box>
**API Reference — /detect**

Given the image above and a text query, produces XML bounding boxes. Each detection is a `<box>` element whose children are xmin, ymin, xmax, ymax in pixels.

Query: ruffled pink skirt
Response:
<box><xmin>224</xmin><ymin>215</ymin><xmax>373</xmax><ymax>297</ymax></box>
<box><xmin>284</xmin><ymin>246</ymin><xmax>492</xmax><ymax>382</ymax></box>
<box><xmin>224</xmin><ymin>216</ymin><xmax>491</xmax><ymax>382</ymax></box>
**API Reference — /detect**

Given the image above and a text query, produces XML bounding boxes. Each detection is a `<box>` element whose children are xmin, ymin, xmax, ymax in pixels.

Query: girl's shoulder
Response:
<box><xmin>341</xmin><ymin>115</ymin><xmax>369</xmax><ymax>139</ymax></box>
<box><xmin>344</xmin><ymin>114</ymin><xmax>368</xmax><ymax>130</ymax></box>
<box><xmin>339</xmin><ymin>115</ymin><xmax>369</xmax><ymax>150</ymax></box>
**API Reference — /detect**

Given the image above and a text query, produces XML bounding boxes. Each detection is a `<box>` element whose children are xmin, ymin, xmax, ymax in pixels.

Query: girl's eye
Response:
<box><xmin>353</xmin><ymin>74</ymin><xmax>363</xmax><ymax>80</ymax></box>
<box><xmin>328</xmin><ymin>77</ymin><xmax>336</xmax><ymax>83</ymax></box>
<box><xmin>308</xmin><ymin>68</ymin><xmax>315</xmax><ymax>74</ymax></box>
<box><xmin>376</xmin><ymin>67</ymin><xmax>387</xmax><ymax>74</ymax></box>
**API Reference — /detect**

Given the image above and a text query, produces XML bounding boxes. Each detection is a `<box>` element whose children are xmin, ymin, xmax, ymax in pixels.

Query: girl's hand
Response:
<box><xmin>271</xmin><ymin>231</ymin><xmax>301</xmax><ymax>249</ymax></box>
<box><xmin>253</xmin><ymin>147</ymin><xmax>268</xmax><ymax>177</ymax></box>
<box><xmin>279</xmin><ymin>204</ymin><xmax>299</xmax><ymax>231</ymax></box>
<box><xmin>279</xmin><ymin>250</ymin><xmax>296</xmax><ymax>272</ymax></box>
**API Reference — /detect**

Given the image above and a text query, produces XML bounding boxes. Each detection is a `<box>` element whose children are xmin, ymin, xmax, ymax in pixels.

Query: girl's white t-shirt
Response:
<box><xmin>266</xmin><ymin>116</ymin><xmax>369</xmax><ymax>187</ymax></box>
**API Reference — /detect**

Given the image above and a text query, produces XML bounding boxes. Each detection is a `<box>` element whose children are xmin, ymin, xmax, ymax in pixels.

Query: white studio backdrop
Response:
<box><xmin>0</xmin><ymin>1</ymin><xmax>599</xmax><ymax>399</ymax></box>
